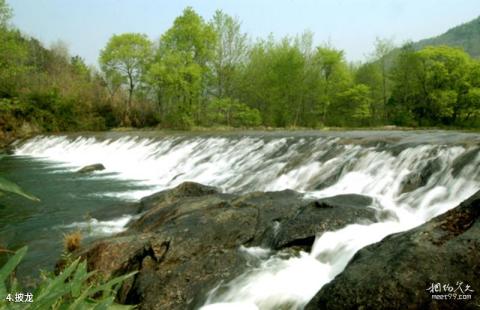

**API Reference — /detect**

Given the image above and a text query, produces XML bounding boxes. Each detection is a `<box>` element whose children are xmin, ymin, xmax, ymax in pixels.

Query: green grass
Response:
<box><xmin>0</xmin><ymin>247</ymin><xmax>137</xmax><ymax>309</ymax></box>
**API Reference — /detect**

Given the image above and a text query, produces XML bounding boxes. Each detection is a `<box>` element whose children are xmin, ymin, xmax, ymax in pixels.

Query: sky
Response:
<box><xmin>7</xmin><ymin>0</ymin><xmax>480</xmax><ymax>66</ymax></box>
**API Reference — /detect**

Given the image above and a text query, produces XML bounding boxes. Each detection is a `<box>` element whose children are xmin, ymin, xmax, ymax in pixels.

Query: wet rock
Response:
<box><xmin>312</xmin><ymin>170</ymin><xmax>343</xmax><ymax>191</ymax></box>
<box><xmin>306</xmin><ymin>190</ymin><xmax>480</xmax><ymax>310</ymax></box>
<box><xmin>0</xmin><ymin>138</ymin><xmax>16</xmax><ymax>155</ymax></box>
<box><xmin>400</xmin><ymin>158</ymin><xmax>442</xmax><ymax>193</ymax></box>
<box><xmin>79</xmin><ymin>182</ymin><xmax>378</xmax><ymax>310</ymax></box>
<box><xmin>314</xmin><ymin>194</ymin><xmax>373</xmax><ymax>209</ymax></box>
<box><xmin>274</xmin><ymin>194</ymin><xmax>376</xmax><ymax>251</ymax></box>
<box><xmin>138</xmin><ymin>181</ymin><xmax>219</xmax><ymax>213</ymax></box>
<box><xmin>388</xmin><ymin>142</ymin><xmax>421</xmax><ymax>157</ymax></box>
<box><xmin>77</xmin><ymin>163</ymin><xmax>105</xmax><ymax>173</ymax></box>
<box><xmin>451</xmin><ymin>148</ymin><xmax>480</xmax><ymax>177</ymax></box>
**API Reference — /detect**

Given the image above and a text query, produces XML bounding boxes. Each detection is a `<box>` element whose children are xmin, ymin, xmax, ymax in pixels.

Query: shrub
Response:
<box><xmin>0</xmin><ymin>246</ymin><xmax>137</xmax><ymax>309</ymax></box>
<box><xmin>206</xmin><ymin>98</ymin><xmax>262</xmax><ymax>127</ymax></box>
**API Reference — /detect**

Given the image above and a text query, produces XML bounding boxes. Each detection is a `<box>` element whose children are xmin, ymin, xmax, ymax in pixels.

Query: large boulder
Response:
<box><xmin>306</xmin><ymin>190</ymin><xmax>480</xmax><ymax>310</ymax></box>
<box><xmin>78</xmin><ymin>182</ymin><xmax>378</xmax><ymax>310</ymax></box>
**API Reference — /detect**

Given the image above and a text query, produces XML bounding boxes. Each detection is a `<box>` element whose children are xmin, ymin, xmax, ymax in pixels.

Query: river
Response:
<box><xmin>0</xmin><ymin>130</ymin><xmax>479</xmax><ymax>307</ymax></box>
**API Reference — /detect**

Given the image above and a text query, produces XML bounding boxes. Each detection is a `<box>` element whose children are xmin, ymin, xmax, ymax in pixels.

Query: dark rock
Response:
<box><xmin>79</xmin><ymin>182</ymin><xmax>378</xmax><ymax>310</ymax></box>
<box><xmin>388</xmin><ymin>142</ymin><xmax>421</xmax><ymax>157</ymax></box>
<box><xmin>138</xmin><ymin>181</ymin><xmax>219</xmax><ymax>213</ymax></box>
<box><xmin>400</xmin><ymin>158</ymin><xmax>442</xmax><ymax>193</ymax></box>
<box><xmin>0</xmin><ymin>138</ymin><xmax>17</xmax><ymax>155</ymax></box>
<box><xmin>275</xmin><ymin>194</ymin><xmax>376</xmax><ymax>251</ymax></box>
<box><xmin>314</xmin><ymin>194</ymin><xmax>373</xmax><ymax>209</ymax></box>
<box><xmin>452</xmin><ymin>148</ymin><xmax>480</xmax><ymax>177</ymax></box>
<box><xmin>312</xmin><ymin>170</ymin><xmax>343</xmax><ymax>191</ymax></box>
<box><xmin>312</xmin><ymin>153</ymin><xmax>359</xmax><ymax>191</ymax></box>
<box><xmin>77</xmin><ymin>163</ymin><xmax>105</xmax><ymax>173</ymax></box>
<box><xmin>306</xmin><ymin>190</ymin><xmax>480</xmax><ymax>310</ymax></box>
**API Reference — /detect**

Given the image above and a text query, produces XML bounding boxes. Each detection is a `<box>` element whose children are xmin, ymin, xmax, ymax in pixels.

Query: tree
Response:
<box><xmin>355</xmin><ymin>62</ymin><xmax>383</xmax><ymax>124</ymax></box>
<box><xmin>463</xmin><ymin>62</ymin><xmax>480</xmax><ymax>124</ymax></box>
<box><xmin>0</xmin><ymin>0</ymin><xmax>12</xmax><ymax>28</ymax></box>
<box><xmin>148</xmin><ymin>7</ymin><xmax>216</xmax><ymax>128</ymax></box>
<box><xmin>147</xmin><ymin>49</ymin><xmax>202</xmax><ymax>128</ymax></box>
<box><xmin>210</xmin><ymin>10</ymin><xmax>248</xmax><ymax>98</ymax></box>
<box><xmin>373</xmin><ymin>37</ymin><xmax>395</xmax><ymax>121</ymax></box>
<box><xmin>463</xmin><ymin>87</ymin><xmax>480</xmax><ymax>123</ymax></box>
<box><xmin>389</xmin><ymin>43</ymin><xmax>422</xmax><ymax>125</ymax></box>
<box><xmin>71</xmin><ymin>55</ymin><xmax>90</xmax><ymax>78</ymax></box>
<box><xmin>334</xmin><ymin>84</ymin><xmax>372</xmax><ymax>126</ymax></box>
<box><xmin>161</xmin><ymin>7</ymin><xmax>216</xmax><ymax>67</ymax></box>
<box><xmin>99</xmin><ymin>33</ymin><xmax>152</xmax><ymax>124</ymax></box>
<box><xmin>206</xmin><ymin>97</ymin><xmax>261</xmax><ymax>127</ymax></box>
<box><xmin>0</xmin><ymin>31</ymin><xmax>30</xmax><ymax>97</ymax></box>
<box><xmin>390</xmin><ymin>45</ymin><xmax>475</xmax><ymax>126</ymax></box>
<box><xmin>238</xmin><ymin>37</ymin><xmax>307</xmax><ymax>127</ymax></box>
<box><xmin>313</xmin><ymin>46</ymin><xmax>351</xmax><ymax>125</ymax></box>
<box><xmin>416</xmin><ymin>46</ymin><xmax>472</xmax><ymax>125</ymax></box>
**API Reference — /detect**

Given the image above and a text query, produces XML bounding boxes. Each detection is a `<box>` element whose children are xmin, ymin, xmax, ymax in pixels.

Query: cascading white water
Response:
<box><xmin>13</xmin><ymin>132</ymin><xmax>480</xmax><ymax>309</ymax></box>
<box><xmin>14</xmin><ymin>134</ymin><xmax>360</xmax><ymax>199</ymax></box>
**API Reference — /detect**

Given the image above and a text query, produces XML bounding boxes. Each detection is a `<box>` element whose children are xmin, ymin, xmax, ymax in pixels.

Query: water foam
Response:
<box><xmin>61</xmin><ymin>214</ymin><xmax>135</xmax><ymax>236</ymax></box>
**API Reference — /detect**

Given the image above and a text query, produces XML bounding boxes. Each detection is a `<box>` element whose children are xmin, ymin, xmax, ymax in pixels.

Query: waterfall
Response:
<box><xmin>12</xmin><ymin>132</ymin><xmax>480</xmax><ymax>309</ymax></box>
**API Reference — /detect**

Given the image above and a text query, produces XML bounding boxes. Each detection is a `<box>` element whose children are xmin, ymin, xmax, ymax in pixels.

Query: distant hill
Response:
<box><xmin>414</xmin><ymin>16</ymin><xmax>480</xmax><ymax>58</ymax></box>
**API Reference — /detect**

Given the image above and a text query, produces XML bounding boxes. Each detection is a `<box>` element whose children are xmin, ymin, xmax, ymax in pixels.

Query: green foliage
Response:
<box><xmin>206</xmin><ymin>98</ymin><xmax>261</xmax><ymax>127</ymax></box>
<box><xmin>99</xmin><ymin>33</ymin><xmax>153</xmax><ymax>125</ymax></box>
<box><xmin>1</xmin><ymin>5</ymin><xmax>480</xmax><ymax>132</ymax></box>
<box><xmin>355</xmin><ymin>62</ymin><xmax>383</xmax><ymax>124</ymax></box>
<box><xmin>313</xmin><ymin>46</ymin><xmax>352</xmax><ymax>125</ymax></box>
<box><xmin>0</xmin><ymin>246</ymin><xmax>27</xmax><ymax>300</ymax></box>
<box><xmin>0</xmin><ymin>19</ymin><xmax>120</xmax><ymax>138</ymax></box>
<box><xmin>333</xmin><ymin>84</ymin><xmax>372</xmax><ymax>126</ymax></box>
<box><xmin>210</xmin><ymin>10</ymin><xmax>248</xmax><ymax>98</ymax></box>
<box><xmin>0</xmin><ymin>247</ymin><xmax>136</xmax><ymax>309</ymax></box>
<box><xmin>389</xmin><ymin>45</ymin><xmax>479</xmax><ymax>126</ymax></box>
<box><xmin>161</xmin><ymin>7</ymin><xmax>216</xmax><ymax>66</ymax></box>
<box><xmin>237</xmin><ymin>36</ymin><xmax>314</xmax><ymax>127</ymax></box>
<box><xmin>465</xmin><ymin>87</ymin><xmax>480</xmax><ymax>116</ymax></box>
<box><xmin>148</xmin><ymin>7</ymin><xmax>216</xmax><ymax>128</ymax></box>
<box><xmin>0</xmin><ymin>0</ymin><xmax>12</xmax><ymax>28</ymax></box>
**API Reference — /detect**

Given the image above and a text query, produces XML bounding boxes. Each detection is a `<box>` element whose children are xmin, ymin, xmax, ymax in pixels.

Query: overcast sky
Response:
<box><xmin>8</xmin><ymin>0</ymin><xmax>480</xmax><ymax>66</ymax></box>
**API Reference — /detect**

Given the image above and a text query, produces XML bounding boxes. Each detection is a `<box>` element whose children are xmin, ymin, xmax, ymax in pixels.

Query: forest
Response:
<box><xmin>1</xmin><ymin>1</ymin><xmax>480</xmax><ymax>138</ymax></box>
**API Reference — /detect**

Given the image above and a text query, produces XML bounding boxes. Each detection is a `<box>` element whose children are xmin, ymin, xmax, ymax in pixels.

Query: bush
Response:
<box><xmin>0</xmin><ymin>247</ymin><xmax>136</xmax><ymax>309</ymax></box>
<box><xmin>206</xmin><ymin>98</ymin><xmax>262</xmax><ymax>127</ymax></box>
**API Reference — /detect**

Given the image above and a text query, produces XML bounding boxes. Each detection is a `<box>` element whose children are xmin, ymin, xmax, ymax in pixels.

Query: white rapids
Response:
<box><xmin>13</xmin><ymin>132</ymin><xmax>480</xmax><ymax>309</ymax></box>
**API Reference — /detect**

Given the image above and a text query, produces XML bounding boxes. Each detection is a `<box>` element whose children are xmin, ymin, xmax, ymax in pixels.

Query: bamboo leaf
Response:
<box><xmin>89</xmin><ymin>271</ymin><xmax>137</xmax><ymax>297</ymax></box>
<box><xmin>0</xmin><ymin>246</ymin><xmax>27</xmax><ymax>298</ymax></box>
<box><xmin>0</xmin><ymin>177</ymin><xmax>40</xmax><ymax>202</ymax></box>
